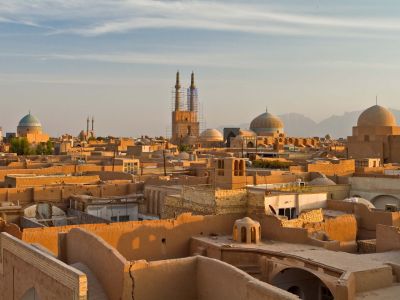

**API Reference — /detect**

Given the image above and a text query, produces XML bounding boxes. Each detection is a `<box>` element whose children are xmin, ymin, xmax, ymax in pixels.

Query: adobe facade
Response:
<box><xmin>347</xmin><ymin>105</ymin><xmax>400</xmax><ymax>163</ymax></box>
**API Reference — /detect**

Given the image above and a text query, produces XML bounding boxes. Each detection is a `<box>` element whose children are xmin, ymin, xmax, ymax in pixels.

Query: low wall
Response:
<box><xmin>305</xmin><ymin>214</ymin><xmax>357</xmax><ymax>243</ymax></box>
<box><xmin>0</xmin><ymin>232</ymin><xmax>87</xmax><ymax>300</ymax></box>
<box><xmin>197</xmin><ymin>256</ymin><xmax>297</xmax><ymax>300</ymax></box>
<box><xmin>67</xmin><ymin>209</ymin><xmax>110</xmax><ymax>225</ymax></box>
<box><xmin>0</xmin><ymin>182</ymin><xmax>143</xmax><ymax>208</ymax></box>
<box><xmin>64</xmin><ymin>228</ymin><xmax>131</xmax><ymax>300</ymax></box>
<box><xmin>327</xmin><ymin>200</ymin><xmax>400</xmax><ymax>239</ymax></box>
<box><xmin>21</xmin><ymin>213</ymin><xmax>242</xmax><ymax>259</ymax></box>
<box><xmin>131</xmin><ymin>256</ymin><xmax>297</xmax><ymax>300</ymax></box>
<box><xmin>132</xmin><ymin>257</ymin><xmax>197</xmax><ymax>300</ymax></box>
<box><xmin>5</xmin><ymin>175</ymin><xmax>100</xmax><ymax>188</ymax></box>
<box><xmin>376</xmin><ymin>224</ymin><xmax>400</xmax><ymax>252</ymax></box>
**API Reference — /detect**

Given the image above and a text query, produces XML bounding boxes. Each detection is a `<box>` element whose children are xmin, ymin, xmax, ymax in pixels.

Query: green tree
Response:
<box><xmin>178</xmin><ymin>144</ymin><xmax>191</xmax><ymax>152</ymax></box>
<box><xmin>10</xmin><ymin>137</ymin><xmax>32</xmax><ymax>155</ymax></box>
<box><xmin>34</xmin><ymin>141</ymin><xmax>53</xmax><ymax>155</ymax></box>
<box><xmin>252</xmin><ymin>160</ymin><xmax>290</xmax><ymax>169</ymax></box>
<box><xmin>35</xmin><ymin>143</ymin><xmax>45</xmax><ymax>155</ymax></box>
<box><xmin>45</xmin><ymin>140</ymin><xmax>54</xmax><ymax>155</ymax></box>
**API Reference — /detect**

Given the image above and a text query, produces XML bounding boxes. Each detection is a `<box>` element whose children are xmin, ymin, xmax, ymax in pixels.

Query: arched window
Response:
<box><xmin>234</xmin><ymin>160</ymin><xmax>239</xmax><ymax>176</ymax></box>
<box><xmin>251</xmin><ymin>227</ymin><xmax>256</xmax><ymax>243</ymax></box>
<box><xmin>241</xmin><ymin>226</ymin><xmax>247</xmax><ymax>243</ymax></box>
<box><xmin>239</xmin><ymin>160</ymin><xmax>244</xmax><ymax>176</ymax></box>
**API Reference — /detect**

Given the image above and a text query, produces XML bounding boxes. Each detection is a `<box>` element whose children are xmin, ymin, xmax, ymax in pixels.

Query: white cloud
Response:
<box><xmin>2</xmin><ymin>0</ymin><xmax>400</xmax><ymax>38</ymax></box>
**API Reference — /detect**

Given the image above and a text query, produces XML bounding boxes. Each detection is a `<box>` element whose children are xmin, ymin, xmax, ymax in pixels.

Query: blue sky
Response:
<box><xmin>1</xmin><ymin>0</ymin><xmax>400</xmax><ymax>137</ymax></box>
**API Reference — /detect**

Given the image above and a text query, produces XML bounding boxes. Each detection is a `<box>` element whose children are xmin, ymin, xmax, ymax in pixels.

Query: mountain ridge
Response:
<box><xmin>217</xmin><ymin>108</ymin><xmax>400</xmax><ymax>138</ymax></box>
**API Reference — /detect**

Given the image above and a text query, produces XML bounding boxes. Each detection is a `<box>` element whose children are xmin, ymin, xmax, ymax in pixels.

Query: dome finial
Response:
<box><xmin>266</xmin><ymin>106</ymin><xmax>268</xmax><ymax>113</ymax></box>
<box><xmin>376</xmin><ymin>95</ymin><xmax>378</xmax><ymax>106</ymax></box>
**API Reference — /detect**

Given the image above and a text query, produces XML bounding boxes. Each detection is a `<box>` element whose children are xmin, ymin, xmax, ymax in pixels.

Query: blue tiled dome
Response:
<box><xmin>18</xmin><ymin>113</ymin><xmax>42</xmax><ymax>127</ymax></box>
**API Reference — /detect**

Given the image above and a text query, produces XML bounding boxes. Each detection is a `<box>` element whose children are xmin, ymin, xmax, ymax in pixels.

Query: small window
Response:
<box><xmin>241</xmin><ymin>227</ymin><xmax>247</xmax><ymax>243</ymax></box>
<box><xmin>278</xmin><ymin>208</ymin><xmax>285</xmax><ymax>216</ymax></box>
<box><xmin>251</xmin><ymin>227</ymin><xmax>256</xmax><ymax>243</ymax></box>
<box><xmin>110</xmin><ymin>216</ymin><xmax>118</xmax><ymax>222</ymax></box>
<box><xmin>119</xmin><ymin>215</ymin><xmax>130</xmax><ymax>222</ymax></box>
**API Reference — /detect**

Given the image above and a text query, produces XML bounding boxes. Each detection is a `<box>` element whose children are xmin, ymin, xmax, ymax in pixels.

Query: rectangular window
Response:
<box><xmin>119</xmin><ymin>215</ymin><xmax>130</xmax><ymax>222</ymax></box>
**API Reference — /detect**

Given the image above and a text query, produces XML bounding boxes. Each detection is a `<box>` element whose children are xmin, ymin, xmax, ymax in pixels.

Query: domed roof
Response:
<box><xmin>18</xmin><ymin>113</ymin><xmax>42</xmax><ymax>127</ymax></box>
<box><xmin>250</xmin><ymin>108</ymin><xmax>284</xmax><ymax>135</ymax></box>
<box><xmin>177</xmin><ymin>152</ymin><xmax>190</xmax><ymax>160</ymax></box>
<box><xmin>200</xmin><ymin>129</ymin><xmax>223</xmax><ymax>142</ymax></box>
<box><xmin>234</xmin><ymin>217</ymin><xmax>260</xmax><ymax>226</ymax></box>
<box><xmin>357</xmin><ymin>105</ymin><xmax>396</xmax><ymax>127</ymax></box>
<box><xmin>238</xmin><ymin>129</ymin><xmax>257</xmax><ymax>137</ymax></box>
<box><xmin>309</xmin><ymin>174</ymin><xmax>336</xmax><ymax>186</ymax></box>
<box><xmin>182</xmin><ymin>135</ymin><xmax>197</xmax><ymax>144</ymax></box>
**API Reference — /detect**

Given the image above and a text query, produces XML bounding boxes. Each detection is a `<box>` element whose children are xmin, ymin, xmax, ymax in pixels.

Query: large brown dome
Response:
<box><xmin>357</xmin><ymin>105</ymin><xmax>396</xmax><ymax>127</ymax></box>
<box><xmin>199</xmin><ymin>129</ymin><xmax>223</xmax><ymax>142</ymax></box>
<box><xmin>250</xmin><ymin>108</ymin><xmax>284</xmax><ymax>135</ymax></box>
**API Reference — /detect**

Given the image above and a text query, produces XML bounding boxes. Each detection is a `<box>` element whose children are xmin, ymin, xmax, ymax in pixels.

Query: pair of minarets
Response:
<box><xmin>86</xmin><ymin>116</ymin><xmax>94</xmax><ymax>135</ymax></box>
<box><xmin>175</xmin><ymin>71</ymin><xmax>196</xmax><ymax>112</ymax></box>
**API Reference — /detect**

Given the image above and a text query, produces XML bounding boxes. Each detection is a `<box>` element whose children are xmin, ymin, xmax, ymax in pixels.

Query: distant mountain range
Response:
<box><xmin>219</xmin><ymin>108</ymin><xmax>400</xmax><ymax>139</ymax></box>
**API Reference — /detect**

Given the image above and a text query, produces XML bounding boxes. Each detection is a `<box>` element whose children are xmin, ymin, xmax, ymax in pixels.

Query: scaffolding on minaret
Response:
<box><xmin>166</xmin><ymin>72</ymin><xmax>204</xmax><ymax>139</ymax></box>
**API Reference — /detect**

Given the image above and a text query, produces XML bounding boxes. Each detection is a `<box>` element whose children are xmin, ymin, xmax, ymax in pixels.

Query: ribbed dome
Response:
<box><xmin>250</xmin><ymin>108</ymin><xmax>284</xmax><ymax>135</ymax></box>
<box><xmin>357</xmin><ymin>105</ymin><xmax>396</xmax><ymax>127</ymax></box>
<box><xmin>199</xmin><ymin>129</ymin><xmax>223</xmax><ymax>142</ymax></box>
<box><xmin>18</xmin><ymin>113</ymin><xmax>42</xmax><ymax>127</ymax></box>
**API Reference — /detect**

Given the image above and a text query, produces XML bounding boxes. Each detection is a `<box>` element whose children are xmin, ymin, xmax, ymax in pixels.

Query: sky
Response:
<box><xmin>1</xmin><ymin>0</ymin><xmax>400</xmax><ymax>137</ymax></box>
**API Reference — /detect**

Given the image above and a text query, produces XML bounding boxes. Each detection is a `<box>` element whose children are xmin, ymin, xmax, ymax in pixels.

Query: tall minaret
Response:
<box><xmin>189</xmin><ymin>71</ymin><xmax>196</xmax><ymax>112</ymax></box>
<box><xmin>175</xmin><ymin>71</ymin><xmax>181</xmax><ymax>111</ymax></box>
<box><xmin>86</xmin><ymin>116</ymin><xmax>90</xmax><ymax>136</ymax></box>
<box><xmin>91</xmin><ymin>116</ymin><xmax>94</xmax><ymax>132</ymax></box>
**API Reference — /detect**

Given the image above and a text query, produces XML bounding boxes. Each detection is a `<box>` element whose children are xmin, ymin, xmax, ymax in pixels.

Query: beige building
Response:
<box><xmin>348</xmin><ymin>104</ymin><xmax>400</xmax><ymax>163</ymax></box>
<box><xmin>16</xmin><ymin>112</ymin><xmax>49</xmax><ymax>144</ymax></box>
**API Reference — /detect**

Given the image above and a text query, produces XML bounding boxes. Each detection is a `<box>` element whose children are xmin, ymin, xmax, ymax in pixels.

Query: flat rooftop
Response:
<box><xmin>192</xmin><ymin>235</ymin><xmax>400</xmax><ymax>273</ymax></box>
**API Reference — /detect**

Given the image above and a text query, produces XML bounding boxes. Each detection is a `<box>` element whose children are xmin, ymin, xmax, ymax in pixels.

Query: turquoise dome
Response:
<box><xmin>18</xmin><ymin>113</ymin><xmax>42</xmax><ymax>127</ymax></box>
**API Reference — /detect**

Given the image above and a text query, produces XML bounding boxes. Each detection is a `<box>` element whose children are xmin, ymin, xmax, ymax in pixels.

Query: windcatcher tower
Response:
<box><xmin>171</xmin><ymin>71</ymin><xmax>200</xmax><ymax>145</ymax></box>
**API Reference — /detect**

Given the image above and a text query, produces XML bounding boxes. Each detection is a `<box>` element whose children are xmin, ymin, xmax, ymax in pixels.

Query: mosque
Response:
<box><xmin>167</xmin><ymin>70</ymin><xmax>319</xmax><ymax>150</ymax></box>
<box><xmin>196</xmin><ymin>107</ymin><xmax>319</xmax><ymax>150</ymax></box>
<box><xmin>347</xmin><ymin>104</ymin><xmax>400</xmax><ymax>163</ymax></box>
<box><xmin>16</xmin><ymin>112</ymin><xmax>49</xmax><ymax>144</ymax></box>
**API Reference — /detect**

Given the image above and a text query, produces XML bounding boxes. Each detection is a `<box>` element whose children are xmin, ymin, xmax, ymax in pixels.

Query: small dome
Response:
<box><xmin>357</xmin><ymin>105</ymin><xmax>396</xmax><ymax>127</ymax></box>
<box><xmin>235</xmin><ymin>217</ymin><xmax>258</xmax><ymax>225</ymax></box>
<box><xmin>200</xmin><ymin>129</ymin><xmax>223</xmax><ymax>142</ymax></box>
<box><xmin>18</xmin><ymin>113</ymin><xmax>42</xmax><ymax>128</ymax></box>
<box><xmin>182</xmin><ymin>135</ymin><xmax>197</xmax><ymax>145</ymax></box>
<box><xmin>178</xmin><ymin>152</ymin><xmax>190</xmax><ymax>160</ymax></box>
<box><xmin>238</xmin><ymin>129</ymin><xmax>257</xmax><ymax>137</ymax></box>
<box><xmin>250</xmin><ymin>108</ymin><xmax>284</xmax><ymax>135</ymax></box>
<box><xmin>309</xmin><ymin>175</ymin><xmax>336</xmax><ymax>186</ymax></box>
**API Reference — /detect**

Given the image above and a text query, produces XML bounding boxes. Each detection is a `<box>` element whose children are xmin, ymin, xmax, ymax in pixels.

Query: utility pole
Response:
<box><xmin>163</xmin><ymin>148</ymin><xmax>167</xmax><ymax>176</ymax></box>
<box><xmin>112</xmin><ymin>143</ymin><xmax>117</xmax><ymax>172</ymax></box>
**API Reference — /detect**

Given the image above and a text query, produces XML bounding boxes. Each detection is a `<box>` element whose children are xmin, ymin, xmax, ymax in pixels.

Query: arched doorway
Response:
<box><xmin>271</xmin><ymin>268</ymin><xmax>334</xmax><ymax>300</ymax></box>
<box><xmin>371</xmin><ymin>195</ymin><xmax>400</xmax><ymax>210</ymax></box>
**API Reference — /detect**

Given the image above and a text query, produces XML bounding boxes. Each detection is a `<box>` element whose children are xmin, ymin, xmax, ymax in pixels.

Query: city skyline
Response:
<box><xmin>1</xmin><ymin>0</ymin><xmax>400</xmax><ymax>136</ymax></box>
